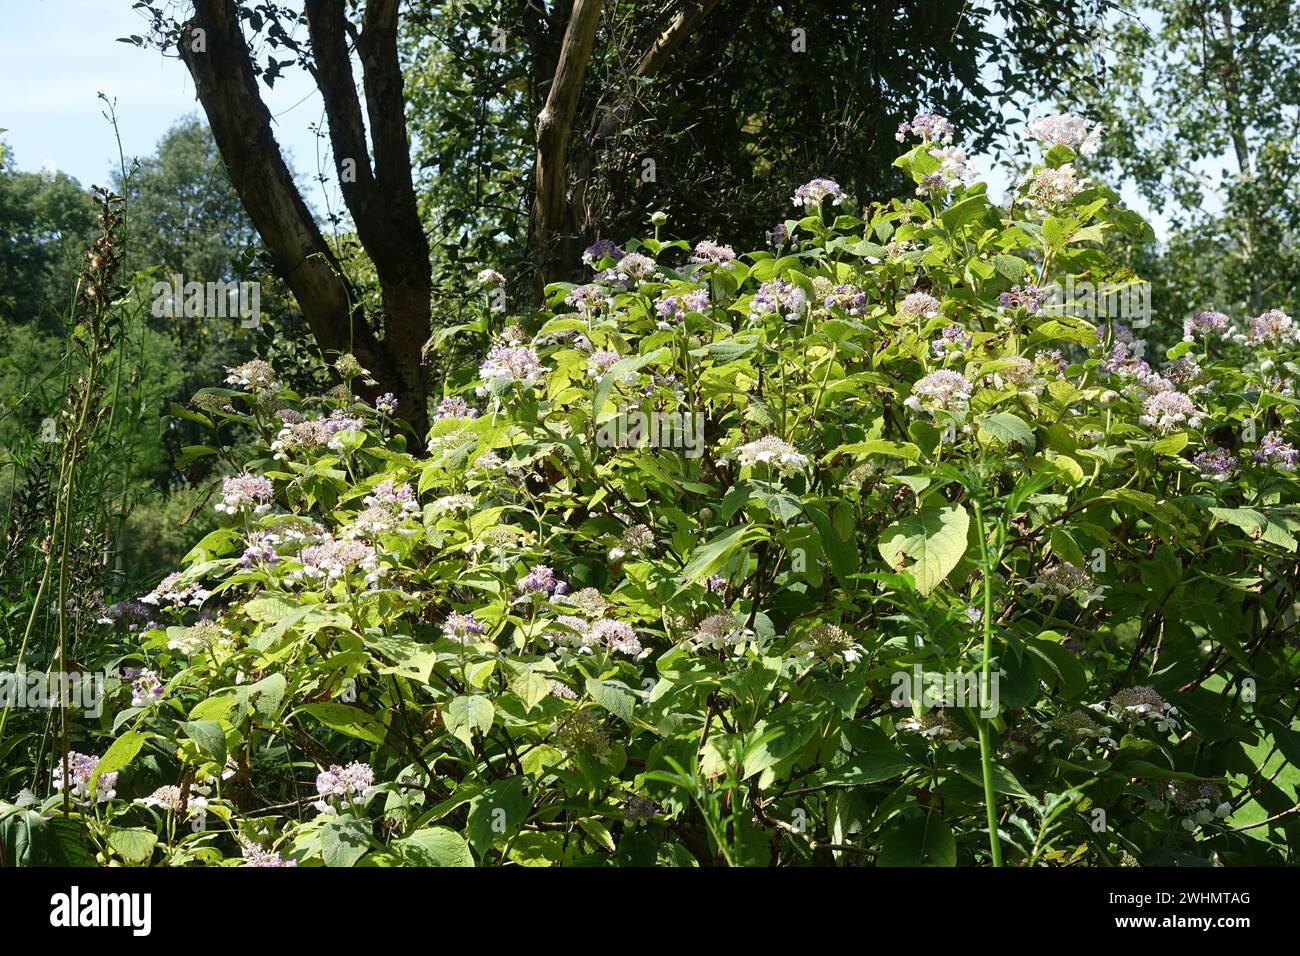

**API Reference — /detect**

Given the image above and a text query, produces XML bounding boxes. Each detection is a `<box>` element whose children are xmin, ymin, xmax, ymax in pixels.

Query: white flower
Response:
<box><xmin>794</xmin><ymin>623</ymin><xmax>863</xmax><ymax>664</ymax></box>
<box><xmin>1026</xmin><ymin>164</ymin><xmax>1086</xmax><ymax>208</ymax></box>
<box><xmin>477</xmin><ymin>345</ymin><xmax>546</xmax><ymax>396</ymax></box>
<box><xmin>1139</xmin><ymin>390</ymin><xmax>1202</xmax><ymax>433</ymax></box>
<box><xmin>53</xmin><ymin>751</ymin><xmax>117</xmax><ymax>805</ymax></box>
<box><xmin>1030</xmin><ymin>561</ymin><xmax>1107</xmax><ymax>605</ymax></box>
<box><xmin>313</xmin><ymin>762</ymin><xmax>375</xmax><ymax>815</ymax></box>
<box><xmin>896</xmin><ymin>711</ymin><xmax>973</xmax><ymax>752</ymax></box>
<box><xmin>906</xmin><ymin>370</ymin><xmax>972</xmax><ymax>415</ymax></box>
<box><xmin>735</xmin><ymin>435</ymin><xmax>810</xmax><ymax>477</ymax></box>
<box><xmin>689</xmin><ymin>613</ymin><xmax>753</xmax><ymax>652</ymax></box>
<box><xmin>1027</xmin><ymin>113</ymin><xmax>1102</xmax><ymax>156</ymax></box>
<box><xmin>215</xmin><ymin>473</ymin><xmax>274</xmax><ymax>515</ymax></box>
<box><xmin>898</xmin><ymin>291</ymin><xmax>941</xmax><ymax>317</ymax></box>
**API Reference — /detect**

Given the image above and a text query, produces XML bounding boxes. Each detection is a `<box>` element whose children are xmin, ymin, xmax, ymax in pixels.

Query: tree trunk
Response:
<box><xmin>530</xmin><ymin>0</ymin><xmax>605</xmax><ymax>302</ymax></box>
<box><xmin>555</xmin><ymin>0</ymin><xmax>720</xmax><ymax>270</ymax></box>
<box><xmin>1215</xmin><ymin>0</ymin><xmax>1261</xmax><ymax>313</ymax></box>
<box><xmin>179</xmin><ymin>0</ymin><xmax>431</xmax><ymax>435</ymax></box>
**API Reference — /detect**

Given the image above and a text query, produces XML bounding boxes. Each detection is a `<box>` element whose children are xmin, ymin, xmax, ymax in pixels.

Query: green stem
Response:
<box><xmin>972</xmin><ymin>498</ymin><xmax>1003</xmax><ymax>867</ymax></box>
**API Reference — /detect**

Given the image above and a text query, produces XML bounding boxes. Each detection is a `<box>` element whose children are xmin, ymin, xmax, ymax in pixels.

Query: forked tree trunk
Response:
<box><xmin>179</xmin><ymin>0</ymin><xmax>431</xmax><ymax>435</ymax></box>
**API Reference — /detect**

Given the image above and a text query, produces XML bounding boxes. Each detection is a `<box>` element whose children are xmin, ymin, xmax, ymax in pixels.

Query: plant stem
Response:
<box><xmin>972</xmin><ymin>497</ymin><xmax>1003</xmax><ymax>867</ymax></box>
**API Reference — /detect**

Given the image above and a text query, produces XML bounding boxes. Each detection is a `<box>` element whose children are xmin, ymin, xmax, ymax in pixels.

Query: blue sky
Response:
<box><xmin>1</xmin><ymin>0</ymin><xmax>1171</xmax><ymax>238</ymax></box>
<box><xmin>0</xmin><ymin>0</ymin><xmax>330</xmax><ymax>211</ymax></box>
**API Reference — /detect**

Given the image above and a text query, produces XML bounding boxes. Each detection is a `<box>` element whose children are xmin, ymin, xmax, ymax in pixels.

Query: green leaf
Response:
<box><xmin>978</xmin><ymin>412</ymin><xmax>1035</xmax><ymax>451</ymax></box>
<box><xmin>807</xmin><ymin>504</ymin><xmax>859</xmax><ymax>590</ymax></box>
<box><xmin>396</xmin><ymin>827</ymin><xmax>475</xmax><ymax>867</ymax></box>
<box><xmin>821</xmin><ymin>439</ymin><xmax>921</xmax><ymax>463</ymax></box>
<box><xmin>321</xmin><ymin>815</ymin><xmax>371</xmax><ymax>867</ymax></box>
<box><xmin>677</xmin><ymin>524</ymin><xmax>764</xmax><ymax>589</ymax></box>
<box><xmin>1025</xmin><ymin>639</ymin><xmax>1088</xmax><ymax>699</ymax></box>
<box><xmin>297</xmin><ymin>702</ymin><xmax>388</xmax><ymax>744</ymax></box>
<box><xmin>365</xmin><ymin>632</ymin><xmax>438</xmax><ymax>684</ymax></box>
<box><xmin>1151</xmin><ymin>432</ymin><xmax>1188</xmax><ymax>456</ymax></box>
<box><xmin>940</xmin><ymin>194</ymin><xmax>990</xmax><ymax>235</ymax></box>
<box><xmin>236</xmin><ymin>673</ymin><xmax>287</xmax><ymax>720</ymax></box>
<box><xmin>1208</xmin><ymin>507</ymin><xmax>1267</xmax><ymax>538</ymax></box>
<box><xmin>585</xmin><ymin>678</ymin><xmax>636</xmax><ymax>724</ymax></box>
<box><xmin>877</xmin><ymin>813</ymin><xmax>957</xmax><ymax>866</ymax></box>
<box><xmin>689</xmin><ymin>339</ymin><xmax>756</xmax><ymax>363</ymax></box>
<box><xmin>820</xmin><ymin>749</ymin><xmax>913</xmax><ymax>785</ymax></box>
<box><xmin>107</xmin><ymin>827</ymin><xmax>157</xmax><ymax>865</ymax></box>
<box><xmin>993</xmin><ymin>254</ymin><xmax>1027</xmax><ymax>281</ymax></box>
<box><xmin>244</xmin><ymin>595</ymin><xmax>299</xmax><ymax>622</ymax></box>
<box><xmin>877</xmin><ymin>504</ymin><xmax>971</xmax><ymax>596</ymax></box>
<box><xmin>89</xmin><ymin>732</ymin><xmax>146</xmax><ymax>793</ymax></box>
<box><xmin>444</xmin><ymin>695</ymin><xmax>495</xmax><ymax>748</ymax></box>
<box><xmin>578</xmin><ymin>817</ymin><xmax>617</xmax><ymax>852</ymax></box>
<box><xmin>0</xmin><ymin>809</ymin><xmax>45</xmax><ymax>867</ymax></box>
<box><xmin>1042</xmin><ymin>215</ymin><xmax>1068</xmax><ymax>250</ymax></box>
<box><xmin>467</xmin><ymin>777</ymin><xmax>530</xmax><ymax>854</ymax></box>
<box><xmin>178</xmin><ymin>719</ymin><xmax>227</xmax><ymax>765</ymax></box>
<box><xmin>512</xmin><ymin>664</ymin><xmax>554</xmax><ymax>714</ymax></box>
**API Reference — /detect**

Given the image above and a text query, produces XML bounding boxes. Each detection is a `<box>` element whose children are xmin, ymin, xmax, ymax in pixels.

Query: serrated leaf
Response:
<box><xmin>877</xmin><ymin>504</ymin><xmax>970</xmax><ymax>596</ymax></box>
<box><xmin>444</xmin><ymin>695</ymin><xmax>495</xmax><ymax>748</ymax></box>
<box><xmin>107</xmin><ymin>827</ymin><xmax>157</xmax><ymax>865</ymax></box>
<box><xmin>321</xmin><ymin>815</ymin><xmax>371</xmax><ymax>867</ymax></box>
<box><xmin>993</xmin><ymin>254</ymin><xmax>1027</xmax><ymax>281</ymax></box>
<box><xmin>396</xmin><ymin>827</ymin><xmax>475</xmax><ymax>867</ymax></box>
<box><xmin>178</xmin><ymin>719</ymin><xmax>227</xmax><ymax>764</ymax></box>
<box><xmin>877</xmin><ymin>814</ymin><xmax>956</xmax><ymax>867</ymax></box>
<box><xmin>297</xmin><ymin>702</ymin><xmax>388</xmax><ymax>744</ymax></box>
<box><xmin>585</xmin><ymin>678</ymin><xmax>635</xmax><ymax>724</ymax></box>
<box><xmin>978</xmin><ymin>412</ymin><xmax>1035</xmax><ymax>451</ymax></box>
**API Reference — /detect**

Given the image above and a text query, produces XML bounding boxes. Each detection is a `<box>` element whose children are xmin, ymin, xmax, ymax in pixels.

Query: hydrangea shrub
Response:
<box><xmin>19</xmin><ymin>115</ymin><xmax>1300</xmax><ymax>867</ymax></box>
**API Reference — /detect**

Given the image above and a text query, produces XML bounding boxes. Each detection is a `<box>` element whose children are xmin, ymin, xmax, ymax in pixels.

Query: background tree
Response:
<box><xmin>0</xmin><ymin>149</ymin><xmax>96</xmax><ymax>333</ymax></box>
<box><xmin>131</xmin><ymin>0</ymin><xmax>1112</xmax><ymax>429</ymax></box>
<box><xmin>1065</xmin><ymin>0</ymin><xmax>1300</xmax><ymax>318</ymax></box>
<box><xmin>404</xmin><ymin>0</ymin><xmax>1114</xmax><ymax>294</ymax></box>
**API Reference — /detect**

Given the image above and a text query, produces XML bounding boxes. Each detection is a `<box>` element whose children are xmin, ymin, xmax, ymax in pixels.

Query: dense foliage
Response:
<box><xmin>4</xmin><ymin>114</ymin><xmax>1299</xmax><ymax>868</ymax></box>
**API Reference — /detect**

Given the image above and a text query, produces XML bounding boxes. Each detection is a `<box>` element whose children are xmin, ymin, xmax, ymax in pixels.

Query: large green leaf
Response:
<box><xmin>877</xmin><ymin>504</ymin><xmax>970</xmax><ymax>595</ymax></box>
<box><xmin>585</xmin><ymin>678</ymin><xmax>636</xmax><ymax>724</ymax></box>
<box><xmin>321</xmin><ymin>815</ymin><xmax>372</xmax><ymax>867</ymax></box>
<box><xmin>0</xmin><ymin>808</ymin><xmax>44</xmax><ymax>867</ymax></box>
<box><xmin>819</xmin><ymin>749</ymin><xmax>913</xmax><ymax>785</ymax></box>
<box><xmin>978</xmin><ymin>412</ymin><xmax>1035</xmax><ymax>451</ymax></box>
<box><xmin>89</xmin><ymin>732</ymin><xmax>146</xmax><ymax>793</ymax></box>
<box><xmin>107</xmin><ymin>827</ymin><xmax>157</xmax><ymax>866</ymax></box>
<box><xmin>178</xmin><ymin>719</ymin><xmax>227</xmax><ymax>765</ymax></box>
<box><xmin>877</xmin><ymin>813</ymin><xmax>957</xmax><ymax>866</ymax></box>
<box><xmin>444</xmin><ymin>695</ymin><xmax>495</xmax><ymax>748</ymax></box>
<box><xmin>467</xmin><ymin>777</ymin><xmax>530</xmax><ymax>854</ymax></box>
<box><xmin>677</xmin><ymin>524</ymin><xmax>765</xmax><ymax>589</ymax></box>
<box><xmin>297</xmin><ymin>703</ymin><xmax>388</xmax><ymax>745</ymax></box>
<box><xmin>396</xmin><ymin>827</ymin><xmax>475</xmax><ymax>867</ymax></box>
